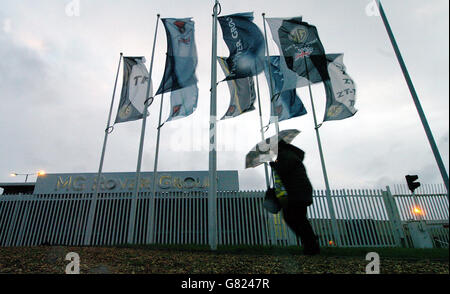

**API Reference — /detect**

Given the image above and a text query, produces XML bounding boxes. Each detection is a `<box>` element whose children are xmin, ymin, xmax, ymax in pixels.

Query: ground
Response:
<box><xmin>0</xmin><ymin>245</ymin><xmax>448</xmax><ymax>274</ymax></box>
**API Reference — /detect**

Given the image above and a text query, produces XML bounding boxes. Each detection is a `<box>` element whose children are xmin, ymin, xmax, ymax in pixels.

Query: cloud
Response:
<box><xmin>0</xmin><ymin>0</ymin><xmax>448</xmax><ymax>194</ymax></box>
<box><xmin>2</xmin><ymin>18</ymin><xmax>11</xmax><ymax>33</ymax></box>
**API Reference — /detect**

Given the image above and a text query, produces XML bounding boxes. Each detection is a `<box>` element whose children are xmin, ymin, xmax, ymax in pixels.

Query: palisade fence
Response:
<box><xmin>0</xmin><ymin>185</ymin><xmax>448</xmax><ymax>248</ymax></box>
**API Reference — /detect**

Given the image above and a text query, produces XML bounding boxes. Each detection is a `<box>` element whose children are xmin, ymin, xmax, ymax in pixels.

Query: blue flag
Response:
<box><xmin>264</xmin><ymin>56</ymin><xmax>307</xmax><ymax>123</ymax></box>
<box><xmin>217</xmin><ymin>57</ymin><xmax>256</xmax><ymax>120</ymax></box>
<box><xmin>156</xmin><ymin>18</ymin><xmax>198</xmax><ymax>96</ymax></box>
<box><xmin>165</xmin><ymin>84</ymin><xmax>198</xmax><ymax>122</ymax></box>
<box><xmin>218</xmin><ymin>12</ymin><xmax>265</xmax><ymax>80</ymax></box>
<box><xmin>266</xmin><ymin>17</ymin><xmax>329</xmax><ymax>93</ymax></box>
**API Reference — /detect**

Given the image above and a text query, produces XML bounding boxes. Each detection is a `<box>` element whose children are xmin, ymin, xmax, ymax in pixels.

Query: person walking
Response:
<box><xmin>270</xmin><ymin>139</ymin><xmax>320</xmax><ymax>255</ymax></box>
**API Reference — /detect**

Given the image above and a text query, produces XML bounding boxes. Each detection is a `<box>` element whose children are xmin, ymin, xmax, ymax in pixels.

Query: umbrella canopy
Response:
<box><xmin>245</xmin><ymin>129</ymin><xmax>300</xmax><ymax>168</ymax></box>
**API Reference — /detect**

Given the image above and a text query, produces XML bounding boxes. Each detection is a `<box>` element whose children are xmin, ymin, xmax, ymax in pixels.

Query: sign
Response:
<box><xmin>34</xmin><ymin>171</ymin><xmax>239</xmax><ymax>195</ymax></box>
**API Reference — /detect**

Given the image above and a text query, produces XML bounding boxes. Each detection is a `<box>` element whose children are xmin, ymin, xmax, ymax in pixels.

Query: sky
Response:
<box><xmin>0</xmin><ymin>0</ymin><xmax>448</xmax><ymax>192</ymax></box>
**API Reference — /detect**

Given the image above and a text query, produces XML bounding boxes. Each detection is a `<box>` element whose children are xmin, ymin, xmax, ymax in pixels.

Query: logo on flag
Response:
<box><xmin>295</xmin><ymin>47</ymin><xmax>314</xmax><ymax>60</ymax></box>
<box><xmin>226</xmin><ymin>105</ymin><xmax>236</xmax><ymax>116</ymax></box>
<box><xmin>276</xmin><ymin>105</ymin><xmax>283</xmax><ymax>115</ymax></box>
<box><xmin>326</xmin><ymin>104</ymin><xmax>343</xmax><ymax>117</ymax></box>
<box><xmin>118</xmin><ymin>105</ymin><xmax>132</xmax><ymax>120</ymax></box>
<box><xmin>174</xmin><ymin>21</ymin><xmax>186</xmax><ymax>33</ymax></box>
<box><xmin>172</xmin><ymin>104</ymin><xmax>182</xmax><ymax>116</ymax></box>
<box><xmin>288</xmin><ymin>26</ymin><xmax>308</xmax><ymax>43</ymax></box>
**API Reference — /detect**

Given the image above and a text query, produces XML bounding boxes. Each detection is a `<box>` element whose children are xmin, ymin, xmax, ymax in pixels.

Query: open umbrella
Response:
<box><xmin>245</xmin><ymin>129</ymin><xmax>300</xmax><ymax>168</ymax></box>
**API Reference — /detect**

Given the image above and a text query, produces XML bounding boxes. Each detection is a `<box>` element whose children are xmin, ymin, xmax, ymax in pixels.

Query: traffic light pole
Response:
<box><xmin>377</xmin><ymin>0</ymin><xmax>449</xmax><ymax>198</ymax></box>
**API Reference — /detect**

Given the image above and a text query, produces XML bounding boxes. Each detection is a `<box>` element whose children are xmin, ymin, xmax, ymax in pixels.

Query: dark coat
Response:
<box><xmin>270</xmin><ymin>140</ymin><xmax>313</xmax><ymax>206</ymax></box>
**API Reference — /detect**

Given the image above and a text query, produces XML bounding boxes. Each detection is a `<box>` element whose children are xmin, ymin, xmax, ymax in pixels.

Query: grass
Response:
<box><xmin>106</xmin><ymin>243</ymin><xmax>449</xmax><ymax>260</ymax></box>
<box><xmin>0</xmin><ymin>245</ymin><xmax>448</xmax><ymax>274</ymax></box>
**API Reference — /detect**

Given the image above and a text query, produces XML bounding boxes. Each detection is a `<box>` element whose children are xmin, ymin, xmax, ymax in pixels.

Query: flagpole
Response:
<box><xmin>303</xmin><ymin>58</ymin><xmax>342</xmax><ymax>247</ymax></box>
<box><xmin>128</xmin><ymin>14</ymin><xmax>161</xmax><ymax>244</ymax></box>
<box><xmin>262</xmin><ymin>13</ymin><xmax>280</xmax><ymax>135</ymax></box>
<box><xmin>208</xmin><ymin>0</ymin><xmax>219</xmax><ymax>251</ymax></box>
<box><xmin>147</xmin><ymin>91</ymin><xmax>165</xmax><ymax>244</ymax></box>
<box><xmin>255</xmin><ymin>73</ymin><xmax>271</xmax><ymax>188</ymax></box>
<box><xmin>84</xmin><ymin>52</ymin><xmax>122</xmax><ymax>246</ymax></box>
<box><xmin>377</xmin><ymin>0</ymin><xmax>449</xmax><ymax>197</ymax></box>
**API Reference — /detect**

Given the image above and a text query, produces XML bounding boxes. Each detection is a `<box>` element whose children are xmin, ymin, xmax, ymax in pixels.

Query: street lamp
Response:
<box><xmin>9</xmin><ymin>170</ymin><xmax>46</xmax><ymax>182</ymax></box>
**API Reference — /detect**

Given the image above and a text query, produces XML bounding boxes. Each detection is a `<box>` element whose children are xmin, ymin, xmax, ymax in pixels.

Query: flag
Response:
<box><xmin>218</xmin><ymin>12</ymin><xmax>265</xmax><ymax>80</ymax></box>
<box><xmin>156</xmin><ymin>18</ymin><xmax>198</xmax><ymax>95</ymax></box>
<box><xmin>265</xmin><ymin>17</ymin><xmax>328</xmax><ymax>93</ymax></box>
<box><xmin>264</xmin><ymin>56</ymin><xmax>307</xmax><ymax>123</ymax></box>
<box><xmin>322</xmin><ymin>54</ymin><xmax>357</xmax><ymax>121</ymax></box>
<box><xmin>217</xmin><ymin>57</ymin><xmax>256</xmax><ymax>120</ymax></box>
<box><xmin>115</xmin><ymin>57</ymin><xmax>152</xmax><ymax>124</ymax></box>
<box><xmin>166</xmin><ymin>83</ymin><xmax>198</xmax><ymax>122</ymax></box>
<box><xmin>266</xmin><ymin>53</ymin><xmax>357</xmax><ymax>122</ymax></box>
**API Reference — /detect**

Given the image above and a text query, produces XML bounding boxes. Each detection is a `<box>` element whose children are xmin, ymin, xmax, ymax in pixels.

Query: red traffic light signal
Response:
<box><xmin>405</xmin><ymin>175</ymin><xmax>420</xmax><ymax>193</ymax></box>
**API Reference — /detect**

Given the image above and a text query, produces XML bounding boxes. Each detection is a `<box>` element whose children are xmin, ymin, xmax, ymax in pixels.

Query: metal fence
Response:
<box><xmin>390</xmin><ymin>184</ymin><xmax>449</xmax><ymax>248</ymax></box>
<box><xmin>0</xmin><ymin>185</ymin><xmax>448</xmax><ymax>248</ymax></box>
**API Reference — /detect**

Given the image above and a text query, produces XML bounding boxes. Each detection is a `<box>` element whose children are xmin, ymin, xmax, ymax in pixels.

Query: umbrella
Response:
<box><xmin>245</xmin><ymin>129</ymin><xmax>300</xmax><ymax>168</ymax></box>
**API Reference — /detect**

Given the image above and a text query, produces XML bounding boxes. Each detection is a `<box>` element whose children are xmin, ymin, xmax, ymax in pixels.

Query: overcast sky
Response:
<box><xmin>0</xmin><ymin>0</ymin><xmax>448</xmax><ymax>192</ymax></box>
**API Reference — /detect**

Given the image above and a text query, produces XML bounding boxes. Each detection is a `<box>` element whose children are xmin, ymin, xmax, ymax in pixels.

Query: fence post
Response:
<box><xmin>16</xmin><ymin>199</ymin><xmax>31</xmax><ymax>246</ymax></box>
<box><xmin>5</xmin><ymin>200</ymin><xmax>21</xmax><ymax>246</ymax></box>
<box><xmin>382</xmin><ymin>186</ymin><xmax>407</xmax><ymax>247</ymax></box>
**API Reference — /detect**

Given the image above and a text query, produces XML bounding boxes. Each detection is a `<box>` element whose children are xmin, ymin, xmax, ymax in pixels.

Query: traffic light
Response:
<box><xmin>405</xmin><ymin>175</ymin><xmax>421</xmax><ymax>193</ymax></box>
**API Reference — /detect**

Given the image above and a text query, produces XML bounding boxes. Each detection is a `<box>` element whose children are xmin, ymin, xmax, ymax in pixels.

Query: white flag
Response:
<box><xmin>115</xmin><ymin>57</ymin><xmax>152</xmax><ymax>124</ymax></box>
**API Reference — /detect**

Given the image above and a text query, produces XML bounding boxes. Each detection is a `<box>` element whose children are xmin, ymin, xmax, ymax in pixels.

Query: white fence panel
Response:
<box><xmin>0</xmin><ymin>186</ymin><xmax>448</xmax><ymax>248</ymax></box>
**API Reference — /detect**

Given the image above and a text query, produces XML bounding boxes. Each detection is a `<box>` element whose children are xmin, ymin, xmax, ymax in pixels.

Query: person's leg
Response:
<box><xmin>296</xmin><ymin>205</ymin><xmax>319</xmax><ymax>254</ymax></box>
<box><xmin>282</xmin><ymin>202</ymin><xmax>319</xmax><ymax>254</ymax></box>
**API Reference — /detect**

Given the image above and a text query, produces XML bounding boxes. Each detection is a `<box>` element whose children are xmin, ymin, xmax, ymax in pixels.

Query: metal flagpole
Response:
<box><xmin>84</xmin><ymin>52</ymin><xmax>122</xmax><ymax>245</ymax></box>
<box><xmin>377</xmin><ymin>0</ymin><xmax>449</xmax><ymax>198</ymax></box>
<box><xmin>128</xmin><ymin>14</ymin><xmax>161</xmax><ymax>244</ymax></box>
<box><xmin>262</xmin><ymin>13</ymin><xmax>280</xmax><ymax>135</ymax></box>
<box><xmin>303</xmin><ymin>57</ymin><xmax>342</xmax><ymax>247</ymax></box>
<box><xmin>147</xmin><ymin>91</ymin><xmax>165</xmax><ymax>244</ymax></box>
<box><xmin>255</xmin><ymin>73</ymin><xmax>271</xmax><ymax>188</ymax></box>
<box><xmin>208</xmin><ymin>0</ymin><xmax>219</xmax><ymax>251</ymax></box>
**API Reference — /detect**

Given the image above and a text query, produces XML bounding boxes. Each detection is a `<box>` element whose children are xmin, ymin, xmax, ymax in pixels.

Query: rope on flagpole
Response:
<box><xmin>144</xmin><ymin>97</ymin><xmax>154</xmax><ymax>106</ymax></box>
<box><xmin>209</xmin><ymin>82</ymin><xmax>220</xmax><ymax>92</ymax></box>
<box><xmin>213</xmin><ymin>1</ymin><xmax>221</xmax><ymax>15</ymax></box>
